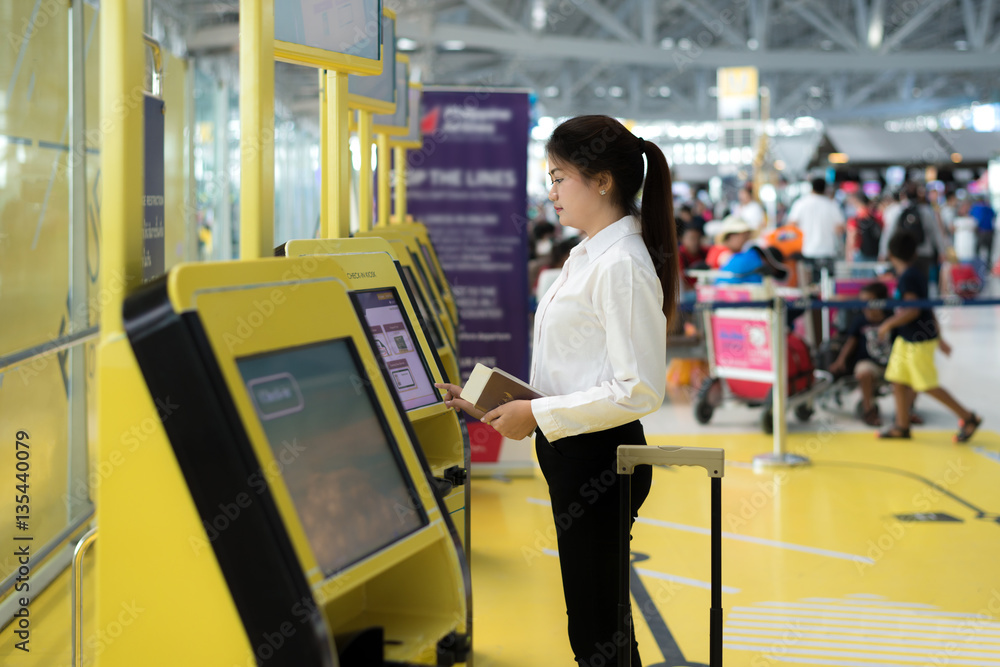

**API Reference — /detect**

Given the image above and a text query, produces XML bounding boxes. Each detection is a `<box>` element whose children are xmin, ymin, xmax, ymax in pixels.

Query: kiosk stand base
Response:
<box><xmin>752</xmin><ymin>452</ymin><xmax>810</xmax><ymax>470</ymax></box>
<box><xmin>616</xmin><ymin>446</ymin><xmax>725</xmax><ymax>667</ymax></box>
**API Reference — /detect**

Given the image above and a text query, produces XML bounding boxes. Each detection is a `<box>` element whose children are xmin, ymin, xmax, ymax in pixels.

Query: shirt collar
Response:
<box><xmin>573</xmin><ymin>215</ymin><xmax>641</xmax><ymax>264</ymax></box>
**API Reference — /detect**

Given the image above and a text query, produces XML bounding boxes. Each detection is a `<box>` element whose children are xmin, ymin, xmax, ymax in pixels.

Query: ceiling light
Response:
<box><xmin>951</xmin><ymin>153</ymin><xmax>962</xmax><ymax>163</ymax></box>
<box><xmin>678</xmin><ymin>38</ymin><xmax>692</xmax><ymax>50</ymax></box>
<box><xmin>660</xmin><ymin>37</ymin><xmax>674</xmax><ymax>50</ymax></box>
<box><xmin>609</xmin><ymin>86</ymin><xmax>624</xmax><ymax>98</ymax></box>
<box><xmin>828</xmin><ymin>153</ymin><xmax>849</xmax><ymax>164</ymax></box>
<box><xmin>397</xmin><ymin>38</ymin><xmax>418</xmax><ymax>51</ymax></box>
<box><xmin>441</xmin><ymin>40</ymin><xmax>466</xmax><ymax>51</ymax></box>
<box><xmin>747</xmin><ymin>38</ymin><xmax>759</xmax><ymax>50</ymax></box>
<box><xmin>544</xmin><ymin>86</ymin><xmax>559</xmax><ymax>98</ymax></box>
<box><xmin>594</xmin><ymin>86</ymin><xmax>607</xmax><ymax>98</ymax></box>
<box><xmin>532</xmin><ymin>0</ymin><xmax>548</xmax><ymax>30</ymax></box>
<box><xmin>774</xmin><ymin>159</ymin><xmax>786</xmax><ymax>171</ymax></box>
<box><xmin>659</xmin><ymin>86</ymin><xmax>671</xmax><ymax>98</ymax></box>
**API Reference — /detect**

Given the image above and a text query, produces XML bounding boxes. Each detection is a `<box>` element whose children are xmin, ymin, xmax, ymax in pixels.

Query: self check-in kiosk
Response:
<box><xmin>278</xmin><ymin>239</ymin><xmax>470</xmax><ymax>556</ymax></box>
<box><xmin>122</xmin><ymin>256</ymin><xmax>471</xmax><ymax>666</ymax></box>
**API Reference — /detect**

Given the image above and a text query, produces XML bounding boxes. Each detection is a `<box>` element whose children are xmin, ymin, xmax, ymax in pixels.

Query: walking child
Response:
<box><xmin>877</xmin><ymin>232</ymin><xmax>981</xmax><ymax>441</ymax></box>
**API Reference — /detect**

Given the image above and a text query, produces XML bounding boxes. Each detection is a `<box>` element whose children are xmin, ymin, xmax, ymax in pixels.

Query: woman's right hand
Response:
<box><xmin>435</xmin><ymin>383</ymin><xmax>486</xmax><ymax>420</ymax></box>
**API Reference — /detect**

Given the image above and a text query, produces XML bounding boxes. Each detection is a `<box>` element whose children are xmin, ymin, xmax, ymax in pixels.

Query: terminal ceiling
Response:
<box><xmin>167</xmin><ymin>0</ymin><xmax>1000</xmax><ymax>123</ymax></box>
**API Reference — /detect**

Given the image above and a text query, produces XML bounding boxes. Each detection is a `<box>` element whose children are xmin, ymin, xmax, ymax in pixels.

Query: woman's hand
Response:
<box><xmin>480</xmin><ymin>400</ymin><xmax>537</xmax><ymax>440</ymax></box>
<box><xmin>434</xmin><ymin>383</ymin><xmax>486</xmax><ymax>420</ymax></box>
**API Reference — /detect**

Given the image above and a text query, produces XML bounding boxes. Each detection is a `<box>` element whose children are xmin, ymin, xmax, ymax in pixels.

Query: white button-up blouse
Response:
<box><xmin>529</xmin><ymin>215</ymin><xmax>667</xmax><ymax>441</ymax></box>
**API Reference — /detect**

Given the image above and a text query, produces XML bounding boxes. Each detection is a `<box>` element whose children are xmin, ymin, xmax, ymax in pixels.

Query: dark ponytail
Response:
<box><xmin>546</xmin><ymin>115</ymin><xmax>679</xmax><ymax>323</ymax></box>
<box><xmin>639</xmin><ymin>140</ymin><xmax>679</xmax><ymax>324</ymax></box>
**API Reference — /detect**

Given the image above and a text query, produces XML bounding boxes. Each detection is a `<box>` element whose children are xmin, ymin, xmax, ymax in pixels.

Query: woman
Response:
<box><xmin>437</xmin><ymin>115</ymin><xmax>679</xmax><ymax>666</ymax></box>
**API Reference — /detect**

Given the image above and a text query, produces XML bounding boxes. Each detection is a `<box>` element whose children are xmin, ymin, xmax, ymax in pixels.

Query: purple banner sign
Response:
<box><xmin>405</xmin><ymin>89</ymin><xmax>530</xmax><ymax>466</ymax></box>
<box><xmin>406</xmin><ymin>89</ymin><xmax>530</xmax><ymax>379</ymax></box>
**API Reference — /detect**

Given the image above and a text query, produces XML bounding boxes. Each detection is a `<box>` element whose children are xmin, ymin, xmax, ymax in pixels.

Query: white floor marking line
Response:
<box><xmin>798</xmin><ymin>598</ymin><xmax>935</xmax><ymax>608</ymax></box>
<box><xmin>729</xmin><ymin>608</ymin><xmax>1000</xmax><ymax>628</ymax></box>
<box><xmin>725</xmin><ymin>621</ymin><xmax>1000</xmax><ymax>642</ymax></box>
<box><xmin>752</xmin><ymin>601</ymin><xmax>997</xmax><ymax>618</ymax></box>
<box><xmin>725</xmin><ymin>626</ymin><xmax>1000</xmax><ymax>654</ymax></box>
<box><xmin>727</xmin><ymin>612</ymin><xmax>1000</xmax><ymax>633</ymax></box>
<box><xmin>526</xmin><ymin>497</ymin><xmax>875</xmax><ymax>563</ymax></box>
<box><xmin>538</xmin><ymin>549</ymin><xmax>741</xmax><ymax>593</ymax></box>
<box><xmin>722</xmin><ymin>644</ymin><xmax>1000</xmax><ymax>665</ymax></box>
<box><xmin>974</xmin><ymin>446</ymin><xmax>1000</xmax><ymax>465</ymax></box>
<box><xmin>722</xmin><ymin>635</ymin><xmax>1000</xmax><ymax>655</ymax></box>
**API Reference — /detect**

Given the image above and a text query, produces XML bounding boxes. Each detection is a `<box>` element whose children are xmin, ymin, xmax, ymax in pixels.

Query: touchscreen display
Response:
<box><xmin>274</xmin><ymin>0</ymin><xmax>381</xmax><ymax>61</ymax></box>
<box><xmin>353</xmin><ymin>288</ymin><xmax>441</xmax><ymax>411</ymax></box>
<box><xmin>401</xmin><ymin>265</ymin><xmax>444</xmax><ymax>349</ymax></box>
<box><xmin>236</xmin><ymin>339</ymin><xmax>426</xmax><ymax>578</ymax></box>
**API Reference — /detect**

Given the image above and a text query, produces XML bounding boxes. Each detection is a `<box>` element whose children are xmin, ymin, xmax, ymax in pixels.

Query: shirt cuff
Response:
<box><xmin>530</xmin><ymin>397</ymin><xmax>565</xmax><ymax>442</ymax></box>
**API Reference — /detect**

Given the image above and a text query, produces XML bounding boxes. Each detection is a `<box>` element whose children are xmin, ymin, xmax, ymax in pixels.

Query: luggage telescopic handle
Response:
<box><xmin>616</xmin><ymin>445</ymin><xmax>725</xmax><ymax>667</ymax></box>
<box><xmin>616</xmin><ymin>445</ymin><xmax>725</xmax><ymax>478</ymax></box>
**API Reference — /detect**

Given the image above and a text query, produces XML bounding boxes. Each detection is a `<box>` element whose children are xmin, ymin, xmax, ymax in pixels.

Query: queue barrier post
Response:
<box><xmin>617</xmin><ymin>446</ymin><xmax>725</xmax><ymax>667</ymax></box>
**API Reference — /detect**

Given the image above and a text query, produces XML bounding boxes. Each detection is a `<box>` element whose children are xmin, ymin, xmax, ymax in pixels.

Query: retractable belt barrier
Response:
<box><xmin>680</xmin><ymin>296</ymin><xmax>1000</xmax><ymax>312</ymax></box>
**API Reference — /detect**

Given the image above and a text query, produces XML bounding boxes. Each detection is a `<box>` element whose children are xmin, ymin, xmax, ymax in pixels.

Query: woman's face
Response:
<box><xmin>547</xmin><ymin>156</ymin><xmax>603</xmax><ymax>233</ymax></box>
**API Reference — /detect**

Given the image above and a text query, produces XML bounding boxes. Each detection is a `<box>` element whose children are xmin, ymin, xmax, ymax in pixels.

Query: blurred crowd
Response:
<box><xmin>526</xmin><ymin>179</ymin><xmax>997</xmax><ymax>302</ymax></box>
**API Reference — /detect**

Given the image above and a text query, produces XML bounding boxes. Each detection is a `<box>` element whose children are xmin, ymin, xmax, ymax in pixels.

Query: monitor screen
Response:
<box><xmin>373</xmin><ymin>59</ymin><xmax>408</xmax><ymax>129</ymax></box>
<box><xmin>274</xmin><ymin>0</ymin><xmax>381</xmax><ymax>62</ymax></box>
<box><xmin>236</xmin><ymin>338</ymin><xmax>427</xmax><ymax>578</ymax></box>
<box><xmin>419</xmin><ymin>242</ymin><xmax>446</xmax><ymax>295</ymax></box>
<box><xmin>352</xmin><ymin>288</ymin><xmax>441</xmax><ymax>411</ymax></box>
<box><xmin>409</xmin><ymin>250</ymin><xmax>443</xmax><ymax>320</ymax></box>
<box><xmin>348</xmin><ymin>13</ymin><xmax>396</xmax><ymax>105</ymax></box>
<box><xmin>400</xmin><ymin>265</ymin><xmax>444</xmax><ymax>349</ymax></box>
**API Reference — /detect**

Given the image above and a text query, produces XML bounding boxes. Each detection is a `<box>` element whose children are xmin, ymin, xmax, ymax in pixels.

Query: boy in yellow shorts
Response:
<box><xmin>877</xmin><ymin>232</ymin><xmax>981</xmax><ymax>441</ymax></box>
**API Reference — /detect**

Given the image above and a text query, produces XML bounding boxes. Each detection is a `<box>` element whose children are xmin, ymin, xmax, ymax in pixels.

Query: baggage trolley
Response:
<box><xmin>616</xmin><ymin>446</ymin><xmax>726</xmax><ymax>667</ymax></box>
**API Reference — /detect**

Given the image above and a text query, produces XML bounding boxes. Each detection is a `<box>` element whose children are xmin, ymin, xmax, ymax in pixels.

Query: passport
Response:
<box><xmin>461</xmin><ymin>363</ymin><xmax>546</xmax><ymax>413</ymax></box>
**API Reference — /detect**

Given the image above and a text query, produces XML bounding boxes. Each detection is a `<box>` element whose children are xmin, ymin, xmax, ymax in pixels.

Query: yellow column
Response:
<box><xmin>319</xmin><ymin>70</ymin><xmax>328</xmax><ymax>238</ymax></box>
<box><xmin>377</xmin><ymin>133</ymin><xmax>391</xmax><ymax>227</ymax></box>
<box><xmin>358</xmin><ymin>110</ymin><xmax>374</xmax><ymax>232</ymax></box>
<box><xmin>99</xmin><ymin>0</ymin><xmax>144</xmax><ymax>337</ymax></box>
<box><xmin>239</xmin><ymin>0</ymin><xmax>275</xmax><ymax>258</ymax></box>
<box><xmin>328</xmin><ymin>71</ymin><xmax>351</xmax><ymax>238</ymax></box>
<box><xmin>394</xmin><ymin>145</ymin><xmax>407</xmax><ymax>224</ymax></box>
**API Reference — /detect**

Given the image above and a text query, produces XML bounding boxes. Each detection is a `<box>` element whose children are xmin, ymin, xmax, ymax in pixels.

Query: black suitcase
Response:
<box><xmin>616</xmin><ymin>445</ymin><xmax>725</xmax><ymax>667</ymax></box>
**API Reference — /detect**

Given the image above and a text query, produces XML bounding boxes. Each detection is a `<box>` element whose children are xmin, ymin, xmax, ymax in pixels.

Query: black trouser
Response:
<box><xmin>536</xmin><ymin>421</ymin><xmax>653</xmax><ymax>667</ymax></box>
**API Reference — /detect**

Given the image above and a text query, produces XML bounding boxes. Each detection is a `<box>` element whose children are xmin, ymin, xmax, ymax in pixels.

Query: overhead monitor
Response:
<box><xmin>351</xmin><ymin>288</ymin><xmax>441</xmax><ymax>412</ymax></box>
<box><xmin>347</xmin><ymin>9</ymin><xmax>396</xmax><ymax>114</ymax></box>
<box><xmin>274</xmin><ymin>0</ymin><xmax>384</xmax><ymax>75</ymax></box>
<box><xmin>372</xmin><ymin>55</ymin><xmax>410</xmax><ymax>135</ymax></box>
<box><xmin>236</xmin><ymin>338</ymin><xmax>427</xmax><ymax>577</ymax></box>
<box><xmin>392</xmin><ymin>83</ymin><xmax>423</xmax><ymax>149</ymax></box>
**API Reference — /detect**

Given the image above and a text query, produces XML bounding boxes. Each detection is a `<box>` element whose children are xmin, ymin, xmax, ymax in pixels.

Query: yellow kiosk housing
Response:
<box><xmin>121</xmin><ymin>256</ymin><xmax>471</xmax><ymax>666</ymax></box>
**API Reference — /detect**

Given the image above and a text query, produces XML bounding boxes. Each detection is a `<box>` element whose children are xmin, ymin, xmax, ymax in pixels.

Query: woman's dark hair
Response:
<box><xmin>545</xmin><ymin>115</ymin><xmax>679</xmax><ymax>322</ymax></box>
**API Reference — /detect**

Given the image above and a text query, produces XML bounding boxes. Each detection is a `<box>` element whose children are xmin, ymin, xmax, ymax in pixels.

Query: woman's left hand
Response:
<box><xmin>481</xmin><ymin>400</ymin><xmax>537</xmax><ymax>440</ymax></box>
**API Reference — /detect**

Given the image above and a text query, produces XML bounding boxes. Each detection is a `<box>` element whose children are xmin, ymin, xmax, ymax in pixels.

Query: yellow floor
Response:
<box><xmin>469</xmin><ymin>429</ymin><xmax>1000</xmax><ymax>666</ymax></box>
<box><xmin>4</xmin><ymin>429</ymin><xmax>998</xmax><ymax>666</ymax></box>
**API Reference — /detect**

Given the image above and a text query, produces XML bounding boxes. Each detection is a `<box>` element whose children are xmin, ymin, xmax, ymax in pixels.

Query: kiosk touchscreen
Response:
<box><xmin>123</xmin><ymin>257</ymin><xmax>470</xmax><ymax>666</ymax></box>
<box><xmin>352</xmin><ymin>288</ymin><xmax>440</xmax><ymax>412</ymax></box>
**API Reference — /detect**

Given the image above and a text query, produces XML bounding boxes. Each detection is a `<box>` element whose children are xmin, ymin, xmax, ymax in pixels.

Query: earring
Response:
<box><xmin>600</xmin><ymin>189</ymin><xmax>606</xmax><ymax>196</ymax></box>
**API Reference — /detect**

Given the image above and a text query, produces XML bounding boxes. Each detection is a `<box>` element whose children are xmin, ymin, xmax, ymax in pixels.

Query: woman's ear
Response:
<box><xmin>596</xmin><ymin>171</ymin><xmax>614</xmax><ymax>197</ymax></box>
